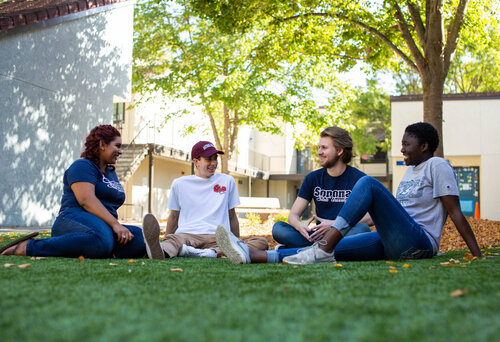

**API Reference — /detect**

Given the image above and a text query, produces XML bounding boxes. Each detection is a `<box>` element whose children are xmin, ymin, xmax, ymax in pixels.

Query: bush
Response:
<box><xmin>269</xmin><ymin>211</ymin><xmax>289</xmax><ymax>224</ymax></box>
<box><xmin>245</xmin><ymin>213</ymin><xmax>262</xmax><ymax>225</ymax></box>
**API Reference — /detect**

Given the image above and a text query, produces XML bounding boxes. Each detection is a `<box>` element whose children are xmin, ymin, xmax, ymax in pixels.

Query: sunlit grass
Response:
<box><xmin>1</xmin><ymin>233</ymin><xmax>499</xmax><ymax>342</ymax></box>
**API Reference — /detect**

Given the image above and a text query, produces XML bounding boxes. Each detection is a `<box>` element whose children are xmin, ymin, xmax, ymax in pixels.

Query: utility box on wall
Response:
<box><xmin>454</xmin><ymin>167</ymin><xmax>480</xmax><ymax>218</ymax></box>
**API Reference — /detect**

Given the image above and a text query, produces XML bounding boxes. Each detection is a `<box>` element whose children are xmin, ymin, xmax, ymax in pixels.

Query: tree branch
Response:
<box><xmin>278</xmin><ymin>11</ymin><xmax>419</xmax><ymax>72</ymax></box>
<box><xmin>443</xmin><ymin>0</ymin><xmax>469</xmax><ymax>77</ymax></box>
<box><xmin>392</xmin><ymin>2</ymin><xmax>426</xmax><ymax>74</ymax></box>
<box><xmin>407</xmin><ymin>1</ymin><xmax>426</xmax><ymax>48</ymax></box>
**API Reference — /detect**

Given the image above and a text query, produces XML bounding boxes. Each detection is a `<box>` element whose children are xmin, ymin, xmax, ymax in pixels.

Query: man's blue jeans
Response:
<box><xmin>276</xmin><ymin>176</ymin><xmax>434</xmax><ymax>261</ymax></box>
<box><xmin>26</xmin><ymin>207</ymin><xmax>146</xmax><ymax>258</ymax></box>
<box><xmin>272</xmin><ymin>220</ymin><xmax>371</xmax><ymax>248</ymax></box>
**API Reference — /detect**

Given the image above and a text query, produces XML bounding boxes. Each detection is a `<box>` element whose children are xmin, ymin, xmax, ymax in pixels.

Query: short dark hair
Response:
<box><xmin>404</xmin><ymin>122</ymin><xmax>439</xmax><ymax>153</ymax></box>
<box><xmin>320</xmin><ymin>126</ymin><xmax>354</xmax><ymax>163</ymax></box>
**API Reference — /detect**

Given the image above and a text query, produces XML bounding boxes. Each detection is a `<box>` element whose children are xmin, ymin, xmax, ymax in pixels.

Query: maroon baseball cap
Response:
<box><xmin>191</xmin><ymin>141</ymin><xmax>224</xmax><ymax>159</ymax></box>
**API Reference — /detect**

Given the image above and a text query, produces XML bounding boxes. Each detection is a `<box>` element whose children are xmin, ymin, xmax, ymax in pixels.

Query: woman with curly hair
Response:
<box><xmin>1</xmin><ymin>125</ymin><xmax>151</xmax><ymax>258</ymax></box>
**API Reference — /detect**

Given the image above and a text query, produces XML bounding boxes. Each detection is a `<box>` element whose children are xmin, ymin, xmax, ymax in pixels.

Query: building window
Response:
<box><xmin>113</xmin><ymin>102</ymin><xmax>125</xmax><ymax>123</ymax></box>
<box><xmin>360</xmin><ymin>148</ymin><xmax>387</xmax><ymax>164</ymax></box>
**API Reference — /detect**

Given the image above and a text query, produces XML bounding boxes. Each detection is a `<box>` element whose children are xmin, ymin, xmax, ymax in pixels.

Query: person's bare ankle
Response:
<box><xmin>13</xmin><ymin>240</ymin><xmax>28</xmax><ymax>256</ymax></box>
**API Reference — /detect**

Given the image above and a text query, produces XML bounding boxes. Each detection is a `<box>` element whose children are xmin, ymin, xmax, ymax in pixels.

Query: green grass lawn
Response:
<box><xmin>1</xmin><ymin>233</ymin><xmax>499</xmax><ymax>342</ymax></box>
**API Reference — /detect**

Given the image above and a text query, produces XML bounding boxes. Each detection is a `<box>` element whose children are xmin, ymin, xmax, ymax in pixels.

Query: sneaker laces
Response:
<box><xmin>296</xmin><ymin>240</ymin><xmax>327</xmax><ymax>254</ymax></box>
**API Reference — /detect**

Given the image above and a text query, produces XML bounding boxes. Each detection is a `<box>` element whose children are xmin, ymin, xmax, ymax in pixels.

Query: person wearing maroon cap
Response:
<box><xmin>141</xmin><ymin>141</ymin><xmax>268</xmax><ymax>259</ymax></box>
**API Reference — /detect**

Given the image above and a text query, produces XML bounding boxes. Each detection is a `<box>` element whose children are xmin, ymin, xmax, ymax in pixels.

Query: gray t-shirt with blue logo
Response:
<box><xmin>396</xmin><ymin>157</ymin><xmax>459</xmax><ymax>253</ymax></box>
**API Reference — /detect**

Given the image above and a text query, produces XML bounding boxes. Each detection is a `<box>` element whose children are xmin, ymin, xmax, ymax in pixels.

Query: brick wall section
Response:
<box><xmin>0</xmin><ymin>0</ymin><xmax>125</xmax><ymax>31</ymax></box>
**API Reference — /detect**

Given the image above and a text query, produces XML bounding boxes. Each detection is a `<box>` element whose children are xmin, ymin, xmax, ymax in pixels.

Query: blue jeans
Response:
<box><xmin>26</xmin><ymin>207</ymin><xmax>146</xmax><ymax>258</ymax></box>
<box><xmin>272</xmin><ymin>220</ymin><xmax>371</xmax><ymax>248</ymax></box>
<box><xmin>276</xmin><ymin>176</ymin><xmax>434</xmax><ymax>261</ymax></box>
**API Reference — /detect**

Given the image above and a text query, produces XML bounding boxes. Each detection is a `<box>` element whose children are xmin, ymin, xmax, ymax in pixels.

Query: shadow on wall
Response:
<box><xmin>0</xmin><ymin>9</ymin><xmax>132</xmax><ymax>225</ymax></box>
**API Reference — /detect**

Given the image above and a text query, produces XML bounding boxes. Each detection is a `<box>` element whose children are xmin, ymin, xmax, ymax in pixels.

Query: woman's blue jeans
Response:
<box><xmin>272</xmin><ymin>220</ymin><xmax>371</xmax><ymax>248</ymax></box>
<box><xmin>276</xmin><ymin>176</ymin><xmax>434</xmax><ymax>261</ymax></box>
<box><xmin>26</xmin><ymin>207</ymin><xmax>146</xmax><ymax>258</ymax></box>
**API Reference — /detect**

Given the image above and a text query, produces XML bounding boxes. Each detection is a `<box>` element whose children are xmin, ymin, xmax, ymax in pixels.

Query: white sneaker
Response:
<box><xmin>179</xmin><ymin>244</ymin><xmax>217</xmax><ymax>258</ymax></box>
<box><xmin>215</xmin><ymin>225</ymin><xmax>250</xmax><ymax>264</ymax></box>
<box><xmin>282</xmin><ymin>241</ymin><xmax>335</xmax><ymax>264</ymax></box>
<box><xmin>142</xmin><ymin>213</ymin><xmax>165</xmax><ymax>260</ymax></box>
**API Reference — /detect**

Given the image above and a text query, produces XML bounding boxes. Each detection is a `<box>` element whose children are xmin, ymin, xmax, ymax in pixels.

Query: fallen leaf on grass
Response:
<box><xmin>109</xmin><ymin>263</ymin><xmax>118</xmax><ymax>267</ymax></box>
<box><xmin>463</xmin><ymin>253</ymin><xmax>477</xmax><ymax>261</ymax></box>
<box><xmin>389</xmin><ymin>266</ymin><xmax>397</xmax><ymax>270</ymax></box>
<box><xmin>429</xmin><ymin>266</ymin><xmax>437</xmax><ymax>269</ymax></box>
<box><xmin>78</xmin><ymin>256</ymin><xmax>85</xmax><ymax>262</ymax></box>
<box><xmin>293</xmin><ymin>265</ymin><xmax>300</xmax><ymax>269</ymax></box>
<box><xmin>18</xmin><ymin>264</ymin><xmax>31</xmax><ymax>268</ymax></box>
<box><xmin>169</xmin><ymin>268</ymin><xmax>183</xmax><ymax>272</ymax></box>
<box><xmin>386</xmin><ymin>261</ymin><xmax>395</xmax><ymax>264</ymax></box>
<box><xmin>3</xmin><ymin>263</ymin><xmax>16</xmax><ymax>268</ymax></box>
<box><xmin>333</xmin><ymin>263</ymin><xmax>343</xmax><ymax>267</ymax></box>
<box><xmin>127</xmin><ymin>259</ymin><xmax>137</xmax><ymax>263</ymax></box>
<box><xmin>389</xmin><ymin>269</ymin><xmax>398</xmax><ymax>274</ymax></box>
<box><xmin>440</xmin><ymin>262</ymin><xmax>459</xmax><ymax>267</ymax></box>
<box><xmin>30</xmin><ymin>257</ymin><xmax>46</xmax><ymax>260</ymax></box>
<box><xmin>403</xmin><ymin>264</ymin><xmax>412</xmax><ymax>268</ymax></box>
<box><xmin>0</xmin><ymin>237</ymin><xmax>4</xmax><ymax>242</ymax></box>
<box><xmin>450</xmin><ymin>289</ymin><xmax>468</xmax><ymax>297</ymax></box>
<box><xmin>284</xmin><ymin>286</ymin><xmax>290</xmax><ymax>291</ymax></box>
<box><xmin>141</xmin><ymin>262</ymin><xmax>146</xmax><ymax>265</ymax></box>
<box><xmin>449</xmin><ymin>258</ymin><xmax>460</xmax><ymax>264</ymax></box>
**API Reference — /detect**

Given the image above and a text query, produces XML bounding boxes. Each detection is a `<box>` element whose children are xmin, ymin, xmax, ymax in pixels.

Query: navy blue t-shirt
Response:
<box><xmin>298</xmin><ymin>165</ymin><xmax>366</xmax><ymax>220</ymax></box>
<box><xmin>59</xmin><ymin>159</ymin><xmax>126</xmax><ymax>218</ymax></box>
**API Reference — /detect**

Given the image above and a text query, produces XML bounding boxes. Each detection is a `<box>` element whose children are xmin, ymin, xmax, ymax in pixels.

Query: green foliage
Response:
<box><xmin>445</xmin><ymin>20</ymin><xmax>500</xmax><ymax>93</ymax></box>
<box><xmin>1</xmin><ymin>233</ymin><xmax>499</xmax><ymax>341</ymax></box>
<box><xmin>269</xmin><ymin>211</ymin><xmax>289</xmax><ymax>224</ymax></box>
<box><xmin>133</xmin><ymin>0</ymin><xmax>338</xmax><ymax>168</ymax></box>
<box><xmin>344</xmin><ymin>79</ymin><xmax>391</xmax><ymax>155</ymax></box>
<box><xmin>245</xmin><ymin>212</ymin><xmax>262</xmax><ymax>225</ymax></box>
<box><xmin>190</xmin><ymin>0</ymin><xmax>498</xmax><ymax>156</ymax></box>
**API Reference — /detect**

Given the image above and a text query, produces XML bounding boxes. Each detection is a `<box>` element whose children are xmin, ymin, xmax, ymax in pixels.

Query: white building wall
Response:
<box><xmin>391</xmin><ymin>96</ymin><xmax>500</xmax><ymax>220</ymax></box>
<box><xmin>0</xmin><ymin>2</ymin><xmax>134</xmax><ymax>225</ymax></box>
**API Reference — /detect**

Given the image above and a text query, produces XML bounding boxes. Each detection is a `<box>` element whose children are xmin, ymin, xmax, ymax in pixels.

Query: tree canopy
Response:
<box><xmin>133</xmin><ymin>0</ymin><xmax>339</xmax><ymax>172</ymax></box>
<box><xmin>190</xmin><ymin>0</ymin><xmax>499</xmax><ymax>156</ymax></box>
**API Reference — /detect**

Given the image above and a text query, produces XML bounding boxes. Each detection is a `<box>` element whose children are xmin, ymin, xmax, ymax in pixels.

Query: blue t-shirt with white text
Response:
<box><xmin>59</xmin><ymin>159</ymin><xmax>125</xmax><ymax>218</ymax></box>
<box><xmin>298</xmin><ymin>165</ymin><xmax>366</xmax><ymax>220</ymax></box>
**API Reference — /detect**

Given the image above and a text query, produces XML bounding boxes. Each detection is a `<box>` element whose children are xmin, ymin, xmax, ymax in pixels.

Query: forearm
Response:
<box><xmin>287</xmin><ymin>212</ymin><xmax>304</xmax><ymax>231</ymax></box>
<box><xmin>451</xmin><ymin>213</ymin><xmax>482</xmax><ymax>257</ymax></box>
<box><xmin>165</xmin><ymin>211</ymin><xmax>179</xmax><ymax>235</ymax></box>
<box><xmin>165</xmin><ymin>220</ymin><xmax>178</xmax><ymax>235</ymax></box>
<box><xmin>230</xmin><ymin>217</ymin><xmax>240</xmax><ymax>237</ymax></box>
<box><xmin>80</xmin><ymin>197</ymin><xmax>120</xmax><ymax>230</ymax></box>
<box><xmin>229</xmin><ymin>208</ymin><xmax>240</xmax><ymax>237</ymax></box>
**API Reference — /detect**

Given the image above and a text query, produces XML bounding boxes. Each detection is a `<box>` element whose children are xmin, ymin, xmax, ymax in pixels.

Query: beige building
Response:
<box><xmin>115</xmin><ymin>94</ymin><xmax>311</xmax><ymax>220</ymax></box>
<box><xmin>391</xmin><ymin>92</ymin><xmax>500</xmax><ymax>220</ymax></box>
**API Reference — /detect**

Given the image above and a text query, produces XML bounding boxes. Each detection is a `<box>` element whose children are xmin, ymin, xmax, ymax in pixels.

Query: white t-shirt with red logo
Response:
<box><xmin>167</xmin><ymin>173</ymin><xmax>240</xmax><ymax>234</ymax></box>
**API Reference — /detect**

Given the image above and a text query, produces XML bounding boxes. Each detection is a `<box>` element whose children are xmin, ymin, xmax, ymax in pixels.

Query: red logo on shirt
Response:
<box><xmin>213</xmin><ymin>184</ymin><xmax>226</xmax><ymax>194</ymax></box>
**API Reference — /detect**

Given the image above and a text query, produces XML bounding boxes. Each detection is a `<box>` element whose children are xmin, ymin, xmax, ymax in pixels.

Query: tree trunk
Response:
<box><xmin>421</xmin><ymin>0</ymin><xmax>446</xmax><ymax>157</ymax></box>
<box><xmin>422</xmin><ymin>79</ymin><xmax>444</xmax><ymax>157</ymax></box>
<box><xmin>222</xmin><ymin>104</ymin><xmax>230</xmax><ymax>174</ymax></box>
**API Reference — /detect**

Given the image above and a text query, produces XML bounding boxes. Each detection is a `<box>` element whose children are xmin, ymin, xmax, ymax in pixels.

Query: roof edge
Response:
<box><xmin>0</xmin><ymin>0</ymin><xmax>129</xmax><ymax>32</ymax></box>
<box><xmin>390</xmin><ymin>92</ymin><xmax>500</xmax><ymax>102</ymax></box>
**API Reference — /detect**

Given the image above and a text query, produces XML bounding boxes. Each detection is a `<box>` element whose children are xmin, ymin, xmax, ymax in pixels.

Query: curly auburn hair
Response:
<box><xmin>80</xmin><ymin>125</ymin><xmax>121</xmax><ymax>168</ymax></box>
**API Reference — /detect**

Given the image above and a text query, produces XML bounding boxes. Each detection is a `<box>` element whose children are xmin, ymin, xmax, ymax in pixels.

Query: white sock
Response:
<box><xmin>179</xmin><ymin>244</ymin><xmax>217</xmax><ymax>258</ymax></box>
